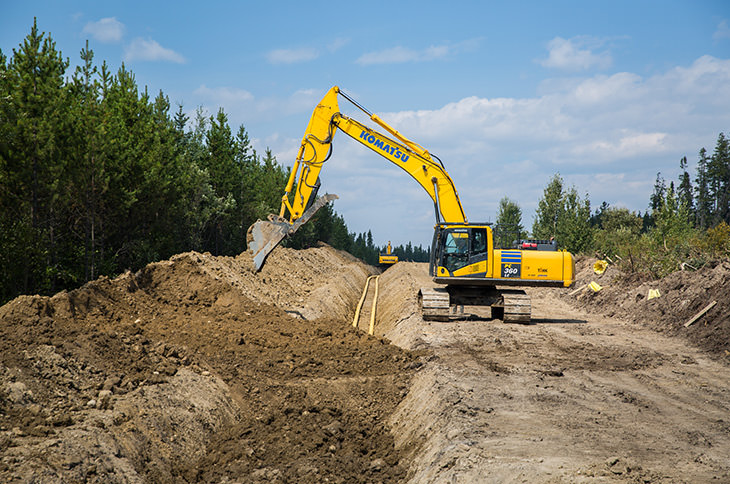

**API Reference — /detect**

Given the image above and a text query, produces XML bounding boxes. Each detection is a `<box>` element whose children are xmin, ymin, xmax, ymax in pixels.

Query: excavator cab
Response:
<box><xmin>430</xmin><ymin>224</ymin><xmax>489</xmax><ymax>277</ymax></box>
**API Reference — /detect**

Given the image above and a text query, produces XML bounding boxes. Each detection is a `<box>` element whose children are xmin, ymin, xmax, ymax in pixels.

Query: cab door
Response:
<box><xmin>441</xmin><ymin>229</ymin><xmax>470</xmax><ymax>273</ymax></box>
<box><xmin>465</xmin><ymin>227</ymin><xmax>488</xmax><ymax>277</ymax></box>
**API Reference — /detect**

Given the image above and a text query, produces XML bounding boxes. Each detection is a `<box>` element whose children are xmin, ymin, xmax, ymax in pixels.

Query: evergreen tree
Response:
<box><xmin>532</xmin><ymin>174</ymin><xmax>564</xmax><ymax>240</ymax></box>
<box><xmin>495</xmin><ymin>196</ymin><xmax>524</xmax><ymax>248</ymax></box>
<box><xmin>203</xmin><ymin>108</ymin><xmax>239</xmax><ymax>254</ymax></box>
<box><xmin>260</xmin><ymin>148</ymin><xmax>288</xmax><ymax>214</ymax></box>
<box><xmin>68</xmin><ymin>40</ymin><xmax>106</xmax><ymax>282</ymax></box>
<box><xmin>329</xmin><ymin>213</ymin><xmax>351</xmax><ymax>251</ymax></box>
<box><xmin>708</xmin><ymin>132</ymin><xmax>730</xmax><ymax>224</ymax></box>
<box><xmin>677</xmin><ymin>156</ymin><xmax>694</xmax><ymax>218</ymax></box>
<box><xmin>235</xmin><ymin>124</ymin><xmax>259</xmax><ymax>238</ymax></box>
<box><xmin>695</xmin><ymin>148</ymin><xmax>712</xmax><ymax>229</ymax></box>
<box><xmin>205</xmin><ymin>108</ymin><xmax>238</xmax><ymax>198</ymax></box>
<box><xmin>1</xmin><ymin>18</ymin><xmax>69</xmax><ymax>295</ymax></box>
<box><xmin>173</xmin><ymin>103</ymin><xmax>189</xmax><ymax>132</ymax></box>
<box><xmin>650</xmin><ymin>172</ymin><xmax>666</xmax><ymax>211</ymax></box>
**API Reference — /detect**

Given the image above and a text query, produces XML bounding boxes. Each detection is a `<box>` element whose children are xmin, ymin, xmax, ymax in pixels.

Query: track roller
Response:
<box><xmin>498</xmin><ymin>289</ymin><xmax>531</xmax><ymax>323</ymax></box>
<box><xmin>419</xmin><ymin>287</ymin><xmax>451</xmax><ymax>321</ymax></box>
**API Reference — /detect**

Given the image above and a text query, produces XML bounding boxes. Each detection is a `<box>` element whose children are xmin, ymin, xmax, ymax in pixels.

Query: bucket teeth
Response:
<box><xmin>247</xmin><ymin>194</ymin><xmax>338</xmax><ymax>271</ymax></box>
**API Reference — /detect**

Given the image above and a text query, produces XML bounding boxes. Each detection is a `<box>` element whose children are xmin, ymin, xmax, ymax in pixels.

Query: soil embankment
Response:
<box><xmin>565</xmin><ymin>256</ymin><xmax>730</xmax><ymax>357</ymax></box>
<box><xmin>0</xmin><ymin>245</ymin><xmax>416</xmax><ymax>483</ymax></box>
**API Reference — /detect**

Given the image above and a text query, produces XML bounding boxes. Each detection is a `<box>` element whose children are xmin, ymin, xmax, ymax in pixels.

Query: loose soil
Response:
<box><xmin>2</xmin><ymin>247</ymin><xmax>729</xmax><ymax>483</ymax></box>
<box><xmin>0</xmin><ymin>245</ymin><xmax>416</xmax><ymax>483</ymax></box>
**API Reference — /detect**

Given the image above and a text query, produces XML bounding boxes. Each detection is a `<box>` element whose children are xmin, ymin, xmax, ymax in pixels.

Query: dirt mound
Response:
<box><xmin>0</xmin><ymin>245</ymin><xmax>416</xmax><ymax>483</ymax></box>
<box><xmin>566</xmin><ymin>256</ymin><xmax>730</xmax><ymax>358</ymax></box>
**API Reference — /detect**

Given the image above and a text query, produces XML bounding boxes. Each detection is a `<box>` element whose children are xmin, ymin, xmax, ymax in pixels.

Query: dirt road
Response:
<box><xmin>378</xmin><ymin>262</ymin><xmax>730</xmax><ymax>483</ymax></box>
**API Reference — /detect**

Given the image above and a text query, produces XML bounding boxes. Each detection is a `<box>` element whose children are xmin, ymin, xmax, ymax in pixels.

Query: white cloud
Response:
<box><xmin>191</xmin><ymin>86</ymin><xmax>321</xmax><ymax>130</ymax></box>
<box><xmin>356</xmin><ymin>39</ymin><xmax>479</xmax><ymax>65</ymax></box>
<box><xmin>356</xmin><ymin>46</ymin><xmax>419</xmax><ymax>65</ymax></box>
<box><xmin>265</xmin><ymin>39</ymin><xmax>352</xmax><ymax>64</ymax></box>
<box><xmin>539</xmin><ymin>36</ymin><xmax>612</xmax><ymax>71</ymax></box>
<box><xmin>570</xmin><ymin>132</ymin><xmax>668</xmax><ymax>160</ymax></box>
<box><xmin>328</xmin><ymin>37</ymin><xmax>350</xmax><ymax>52</ymax></box>
<box><xmin>266</xmin><ymin>47</ymin><xmax>319</xmax><ymax>64</ymax></box>
<box><xmin>195</xmin><ymin>85</ymin><xmax>254</xmax><ymax>104</ymax></box>
<box><xmin>124</xmin><ymin>38</ymin><xmax>186</xmax><ymax>63</ymax></box>
<box><xmin>82</xmin><ymin>17</ymin><xmax>124</xmax><ymax>43</ymax></box>
<box><xmin>714</xmin><ymin>20</ymin><xmax>730</xmax><ymax>41</ymax></box>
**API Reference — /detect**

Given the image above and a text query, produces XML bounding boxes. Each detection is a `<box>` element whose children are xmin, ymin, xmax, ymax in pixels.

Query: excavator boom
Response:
<box><xmin>248</xmin><ymin>86</ymin><xmax>468</xmax><ymax>270</ymax></box>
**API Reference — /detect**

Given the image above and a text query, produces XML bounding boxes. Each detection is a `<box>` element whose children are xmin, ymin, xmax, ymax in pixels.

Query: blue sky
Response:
<box><xmin>3</xmin><ymin>1</ymin><xmax>730</xmax><ymax>248</ymax></box>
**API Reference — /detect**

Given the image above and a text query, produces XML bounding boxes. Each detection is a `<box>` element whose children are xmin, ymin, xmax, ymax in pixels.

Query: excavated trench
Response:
<box><xmin>0</xmin><ymin>245</ymin><xmax>422</xmax><ymax>483</ymax></box>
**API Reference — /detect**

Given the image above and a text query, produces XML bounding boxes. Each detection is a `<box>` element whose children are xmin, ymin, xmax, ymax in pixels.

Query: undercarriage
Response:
<box><xmin>419</xmin><ymin>285</ymin><xmax>531</xmax><ymax>323</ymax></box>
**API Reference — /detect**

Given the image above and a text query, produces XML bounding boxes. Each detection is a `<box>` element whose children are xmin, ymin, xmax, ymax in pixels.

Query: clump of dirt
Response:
<box><xmin>566</xmin><ymin>255</ymin><xmax>730</xmax><ymax>358</ymax></box>
<box><xmin>0</xmin><ymin>244</ymin><xmax>416</xmax><ymax>483</ymax></box>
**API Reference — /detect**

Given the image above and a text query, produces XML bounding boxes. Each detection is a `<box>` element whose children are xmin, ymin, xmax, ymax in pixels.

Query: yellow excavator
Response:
<box><xmin>378</xmin><ymin>241</ymin><xmax>399</xmax><ymax>266</ymax></box>
<box><xmin>247</xmin><ymin>86</ymin><xmax>575</xmax><ymax>322</ymax></box>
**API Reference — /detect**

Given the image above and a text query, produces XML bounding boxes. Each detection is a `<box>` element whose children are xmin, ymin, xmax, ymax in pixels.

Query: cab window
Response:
<box><xmin>444</xmin><ymin>231</ymin><xmax>469</xmax><ymax>255</ymax></box>
<box><xmin>472</xmin><ymin>228</ymin><xmax>487</xmax><ymax>254</ymax></box>
<box><xmin>443</xmin><ymin>230</ymin><xmax>470</xmax><ymax>272</ymax></box>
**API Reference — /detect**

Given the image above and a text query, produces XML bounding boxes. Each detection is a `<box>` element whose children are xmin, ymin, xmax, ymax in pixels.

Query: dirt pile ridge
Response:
<box><xmin>0</xmin><ymin>244</ymin><xmax>416</xmax><ymax>483</ymax></box>
<box><xmin>564</xmin><ymin>256</ymin><xmax>730</xmax><ymax>358</ymax></box>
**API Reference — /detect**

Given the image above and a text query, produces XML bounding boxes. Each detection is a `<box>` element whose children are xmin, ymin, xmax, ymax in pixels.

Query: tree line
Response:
<box><xmin>0</xmin><ymin>21</ymin><xmax>401</xmax><ymax>304</ymax></box>
<box><xmin>496</xmin><ymin>132</ymin><xmax>730</xmax><ymax>278</ymax></box>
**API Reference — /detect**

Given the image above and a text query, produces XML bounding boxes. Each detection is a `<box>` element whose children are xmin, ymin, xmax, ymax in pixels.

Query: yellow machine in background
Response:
<box><xmin>248</xmin><ymin>86</ymin><xmax>575</xmax><ymax>322</ymax></box>
<box><xmin>378</xmin><ymin>241</ymin><xmax>399</xmax><ymax>266</ymax></box>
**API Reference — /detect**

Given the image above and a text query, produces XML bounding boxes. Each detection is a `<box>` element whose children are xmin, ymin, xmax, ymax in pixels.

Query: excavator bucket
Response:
<box><xmin>246</xmin><ymin>193</ymin><xmax>338</xmax><ymax>271</ymax></box>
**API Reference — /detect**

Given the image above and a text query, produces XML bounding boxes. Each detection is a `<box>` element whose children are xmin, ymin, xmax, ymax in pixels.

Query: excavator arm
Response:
<box><xmin>279</xmin><ymin>86</ymin><xmax>467</xmax><ymax>225</ymax></box>
<box><xmin>249</xmin><ymin>86</ymin><xmax>468</xmax><ymax>270</ymax></box>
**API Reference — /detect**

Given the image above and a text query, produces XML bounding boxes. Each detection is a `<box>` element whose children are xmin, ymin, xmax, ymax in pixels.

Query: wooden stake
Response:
<box><xmin>684</xmin><ymin>301</ymin><xmax>717</xmax><ymax>328</ymax></box>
